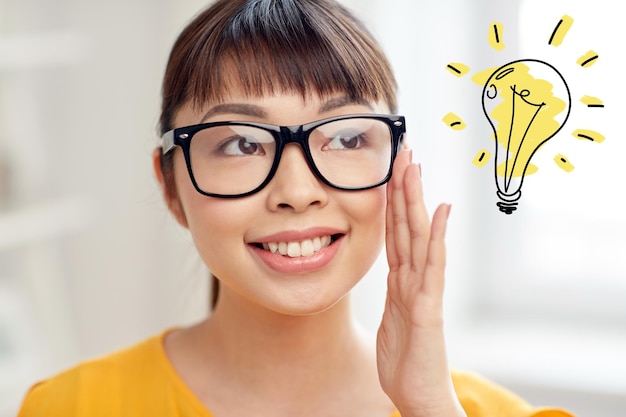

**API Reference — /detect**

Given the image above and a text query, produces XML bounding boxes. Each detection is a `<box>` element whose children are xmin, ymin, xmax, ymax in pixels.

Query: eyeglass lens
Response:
<box><xmin>188</xmin><ymin>118</ymin><xmax>393</xmax><ymax>196</ymax></box>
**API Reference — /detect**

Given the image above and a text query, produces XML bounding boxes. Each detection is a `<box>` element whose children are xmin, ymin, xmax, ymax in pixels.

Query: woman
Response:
<box><xmin>18</xmin><ymin>1</ymin><xmax>573</xmax><ymax>416</ymax></box>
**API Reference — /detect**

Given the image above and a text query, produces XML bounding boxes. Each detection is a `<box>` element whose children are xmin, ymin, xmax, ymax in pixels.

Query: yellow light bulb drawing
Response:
<box><xmin>481</xmin><ymin>59</ymin><xmax>571</xmax><ymax>214</ymax></box>
<box><xmin>445</xmin><ymin>15</ymin><xmax>604</xmax><ymax>215</ymax></box>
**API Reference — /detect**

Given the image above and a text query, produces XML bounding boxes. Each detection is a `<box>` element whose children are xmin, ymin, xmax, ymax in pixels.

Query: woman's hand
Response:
<box><xmin>377</xmin><ymin>149</ymin><xmax>466</xmax><ymax>417</ymax></box>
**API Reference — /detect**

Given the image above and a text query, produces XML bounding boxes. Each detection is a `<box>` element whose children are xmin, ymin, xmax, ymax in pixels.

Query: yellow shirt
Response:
<box><xmin>18</xmin><ymin>331</ymin><xmax>574</xmax><ymax>417</ymax></box>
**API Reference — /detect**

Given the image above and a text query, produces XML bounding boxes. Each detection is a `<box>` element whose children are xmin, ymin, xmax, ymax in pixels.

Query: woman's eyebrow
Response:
<box><xmin>319</xmin><ymin>96</ymin><xmax>374</xmax><ymax>113</ymax></box>
<box><xmin>201</xmin><ymin>103</ymin><xmax>267</xmax><ymax>121</ymax></box>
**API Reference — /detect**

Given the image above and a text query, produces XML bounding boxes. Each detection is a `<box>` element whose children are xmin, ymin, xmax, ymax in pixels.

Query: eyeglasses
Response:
<box><xmin>159</xmin><ymin>114</ymin><xmax>405</xmax><ymax>198</ymax></box>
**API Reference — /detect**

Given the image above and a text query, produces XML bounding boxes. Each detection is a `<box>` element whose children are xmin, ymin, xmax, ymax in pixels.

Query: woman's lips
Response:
<box><xmin>249</xmin><ymin>232</ymin><xmax>344</xmax><ymax>274</ymax></box>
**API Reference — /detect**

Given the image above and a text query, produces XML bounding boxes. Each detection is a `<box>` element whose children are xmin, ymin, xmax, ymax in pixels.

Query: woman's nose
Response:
<box><xmin>265</xmin><ymin>144</ymin><xmax>329</xmax><ymax>212</ymax></box>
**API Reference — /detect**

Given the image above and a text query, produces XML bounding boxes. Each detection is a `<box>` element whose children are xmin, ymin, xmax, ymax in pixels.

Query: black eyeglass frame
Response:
<box><xmin>159</xmin><ymin>113</ymin><xmax>406</xmax><ymax>198</ymax></box>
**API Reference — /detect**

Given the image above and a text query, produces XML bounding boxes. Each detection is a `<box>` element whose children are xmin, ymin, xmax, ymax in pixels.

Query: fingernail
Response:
<box><xmin>417</xmin><ymin>163</ymin><xmax>422</xmax><ymax>179</ymax></box>
<box><xmin>446</xmin><ymin>203</ymin><xmax>452</xmax><ymax>219</ymax></box>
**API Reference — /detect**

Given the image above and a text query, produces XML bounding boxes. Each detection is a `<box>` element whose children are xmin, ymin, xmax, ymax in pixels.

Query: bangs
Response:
<box><xmin>160</xmin><ymin>0</ymin><xmax>397</xmax><ymax>132</ymax></box>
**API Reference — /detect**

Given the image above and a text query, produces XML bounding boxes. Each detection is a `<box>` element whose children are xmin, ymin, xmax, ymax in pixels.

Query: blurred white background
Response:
<box><xmin>1</xmin><ymin>0</ymin><xmax>624</xmax><ymax>416</ymax></box>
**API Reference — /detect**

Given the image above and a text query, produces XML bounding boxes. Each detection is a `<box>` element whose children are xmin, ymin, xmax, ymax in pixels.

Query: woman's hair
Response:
<box><xmin>157</xmin><ymin>0</ymin><xmax>398</xmax><ymax>308</ymax></box>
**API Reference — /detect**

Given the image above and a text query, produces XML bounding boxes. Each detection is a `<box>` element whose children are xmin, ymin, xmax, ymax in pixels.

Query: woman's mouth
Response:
<box><xmin>256</xmin><ymin>235</ymin><xmax>340</xmax><ymax>258</ymax></box>
<box><xmin>249</xmin><ymin>233</ymin><xmax>344</xmax><ymax>273</ymax></box>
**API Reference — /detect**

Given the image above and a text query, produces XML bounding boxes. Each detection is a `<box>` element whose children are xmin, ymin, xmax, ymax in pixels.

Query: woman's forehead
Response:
<box><xmin>175</xmin><ymin>91</ymin><xmax>387</xmax><ymax>127</ymax></box>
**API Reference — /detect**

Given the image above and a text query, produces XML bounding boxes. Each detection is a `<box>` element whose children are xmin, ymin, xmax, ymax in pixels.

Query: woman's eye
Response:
<box><xmin>220</xmin><ymin>136</ymin><xmax>265</xmax><ymax>156</ymax></box>
<box><xmin>326</xmin><ymin>131</ymin><xmax>367</xmax><ymax>150</ymax></box>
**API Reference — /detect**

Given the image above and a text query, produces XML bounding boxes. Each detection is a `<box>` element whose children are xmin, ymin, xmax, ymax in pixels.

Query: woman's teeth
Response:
<box><xmin>262</xmin><ymin>236</ymin><xmax>332</xmax><ymax>257</ymax></box>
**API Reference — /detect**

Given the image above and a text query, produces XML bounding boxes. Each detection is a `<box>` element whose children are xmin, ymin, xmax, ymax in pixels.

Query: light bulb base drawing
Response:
<box><xmin>496</xmin><ymin>190</ymin><xmax>521</xmax><ymax>215</ymax></box>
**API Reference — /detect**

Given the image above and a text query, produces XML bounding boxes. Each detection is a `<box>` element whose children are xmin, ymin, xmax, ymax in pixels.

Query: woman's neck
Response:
<box><xmin>206</xmin><ymin>286</ymin><xmax>370</xmax><ymax>379</ymax></box>
<box><xmin>165</xmin><ymin>286</ymin><xmax>393</xmax><ymax>417</ymax></box>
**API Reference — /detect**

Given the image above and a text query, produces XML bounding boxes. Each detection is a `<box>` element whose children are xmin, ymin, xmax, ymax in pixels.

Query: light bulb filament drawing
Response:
<box><xmin>502</xmin><ymin>84</ymin><xmax>545</xmax><ymax>193</ymax></box>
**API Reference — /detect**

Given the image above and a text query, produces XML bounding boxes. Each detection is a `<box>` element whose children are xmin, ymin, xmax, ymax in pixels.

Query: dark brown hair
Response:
<box><xmin>157</xmin><ymin>0</ymin><xmax>398</xmax><ymax>308</ymax></box>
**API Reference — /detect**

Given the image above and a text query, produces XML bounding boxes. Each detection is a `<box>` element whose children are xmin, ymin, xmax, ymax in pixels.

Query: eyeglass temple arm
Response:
<box><xmin>158</xmin><ymin>130</ymin><xmax>177</xmax><ymax>153</ymax></box>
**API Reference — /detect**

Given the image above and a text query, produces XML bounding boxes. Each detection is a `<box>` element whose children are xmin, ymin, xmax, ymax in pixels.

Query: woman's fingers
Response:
<box><xmin>380</xmin><ymin>149</ymin><xmax>458</xmax><ymax>416</ymax></box>
<box><xmin>422</xmin><ymin>203</ymin><xmax>451</xmax><ymax>297</ymax></box>
<box><xmin>387</xmin><ymin>150</ymin><xmax>441</xmax><ymax>293</ymax></box>
<box><xmin>402</xmin><ymin>161</ymin><xmax>432</xmax><ymax>282</ymax></box>
<box><xmin>388</xmin><ymin>150</ymin><xmax>412</xmax><ymax>269</ymax></box>
<box><xmin>385</xmin><ymin>150</ymin><xmax>409</xmax><ymax>271</ymax></box>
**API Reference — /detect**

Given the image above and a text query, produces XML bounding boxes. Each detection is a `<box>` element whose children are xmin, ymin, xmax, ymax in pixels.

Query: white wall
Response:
<box><xmin>1</xmin><ymin>1</ymin><xmax>211</xmax><ymax>413</ymax></box>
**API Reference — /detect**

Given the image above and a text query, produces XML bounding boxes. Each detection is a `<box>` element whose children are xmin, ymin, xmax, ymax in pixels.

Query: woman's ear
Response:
<box><xmin>152</xmin><ymin>148</ymin><xmax>189</xmax><ymax>228</ymax></box>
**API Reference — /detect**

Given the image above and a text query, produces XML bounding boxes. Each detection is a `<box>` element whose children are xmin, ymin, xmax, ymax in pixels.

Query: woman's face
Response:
<box><xmin>165</xmin><ymin>88</ymin><xmax>389</xmax><ymax>316</ymax></box>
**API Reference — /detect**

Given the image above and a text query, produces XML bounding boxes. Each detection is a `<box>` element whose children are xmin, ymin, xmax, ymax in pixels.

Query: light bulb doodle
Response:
<box><xmin>444</xmin><ymin>14</ymin><xmax>605</xmax><ymax>215</ymax></box>
<box><xmin>481</xmin><ymin>59</ymin><xmax>571</xmax><ymax>214</ymax></box>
